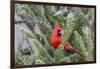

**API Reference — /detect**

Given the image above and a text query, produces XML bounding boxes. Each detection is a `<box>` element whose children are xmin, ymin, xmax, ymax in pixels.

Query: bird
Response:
<box><xmin>64</xmin><ymin>42</ymin><xmax>82</xmax><ymax>56</ymax></box>
<box><xmin>50</xmin><ymin>23</ymin><xmax>64</xmax><ymax>49</ymax></box>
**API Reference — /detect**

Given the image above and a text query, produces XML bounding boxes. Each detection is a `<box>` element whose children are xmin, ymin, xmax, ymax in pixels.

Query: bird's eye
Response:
<box><xmin>57</xmin><ymin>30</ymin><xmax>61</xmax><ymax>37</ymax></box>
<box><xmin>57</xmin><ymin>30</ymin><xmax>61</xmax><ymax>32</ymax></box>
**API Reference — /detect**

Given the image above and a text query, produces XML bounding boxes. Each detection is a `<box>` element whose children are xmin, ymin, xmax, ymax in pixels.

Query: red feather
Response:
<box><xmin>50</xmin><ymin>24</ymin><xmax>62</xmax><ymax>49</ymax></box>
<box><xmin>64</xmin><ymin>42</ymin><xmax>82</xmax><ymax>56</ymax></box>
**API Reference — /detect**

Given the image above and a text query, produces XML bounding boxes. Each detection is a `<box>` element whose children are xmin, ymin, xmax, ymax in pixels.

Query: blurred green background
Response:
<box><xmin>14</xmin><ymin>3</ymin><xmax>95</xmax><ymax>65</ymax></box>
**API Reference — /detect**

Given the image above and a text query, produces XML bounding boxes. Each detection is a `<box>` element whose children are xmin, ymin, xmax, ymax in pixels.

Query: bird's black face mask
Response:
<box><xmin>57</xmin><ymin>29</ymin><xmax>64</xmax><ymax>37</ymax></box>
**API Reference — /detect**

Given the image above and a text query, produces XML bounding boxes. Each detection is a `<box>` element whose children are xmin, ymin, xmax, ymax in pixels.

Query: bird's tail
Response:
<box><xmin>74</xmin><ymin>48</ymin><xmax>83</xmax><ymax>56</ymax></box>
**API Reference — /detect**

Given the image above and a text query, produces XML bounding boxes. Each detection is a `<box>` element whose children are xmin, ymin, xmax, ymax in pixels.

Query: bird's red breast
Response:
<box><xmin>50</xmin><ymin>24</ymin><xmax>62</xmax><ymax>49</ymax></box>
<box><xmin>50</xmin><ymin>36</ymin><xmax>61</xmax><ymax>48</ymax></box>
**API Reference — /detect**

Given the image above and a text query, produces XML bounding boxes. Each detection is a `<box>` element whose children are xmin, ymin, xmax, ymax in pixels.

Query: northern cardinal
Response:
<box><xmin>50</xmin><ymin>23</ymin><xmax>64</xmax><ymax>49</ymax></box>
<box><xmin>64</xmin><ymin>42</ymin><xmax>82</xmax><ymax>56</ymax></box>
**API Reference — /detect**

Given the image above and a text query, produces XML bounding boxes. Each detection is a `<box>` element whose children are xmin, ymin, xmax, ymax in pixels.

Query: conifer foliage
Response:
<box><xmin>15</xmin><ymin>3</ymin><xmax>95</xmax><ymax>65</ymax></box>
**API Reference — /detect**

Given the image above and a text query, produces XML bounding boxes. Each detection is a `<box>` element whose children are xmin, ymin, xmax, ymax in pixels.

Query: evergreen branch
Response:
<box><xmin>74</xmin><ymin>31</ymin><xmax>93</xmax><ymax>61</ymax></box>
<box><xmin>32</xmin><ymin>39</ymin><xmax>54</xmax><ymax>63</ymax></box>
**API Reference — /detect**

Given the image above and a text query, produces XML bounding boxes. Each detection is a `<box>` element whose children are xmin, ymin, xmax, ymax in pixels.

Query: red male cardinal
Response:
<box><xmin>64</xmin><ymin>42</ymin><xmax>82</xmax><ymax>56</ymax></box>
<box><xmin>50</xmin><ymin>23</ymin><xmax>64</xmax><ymax>49</ymax></box>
